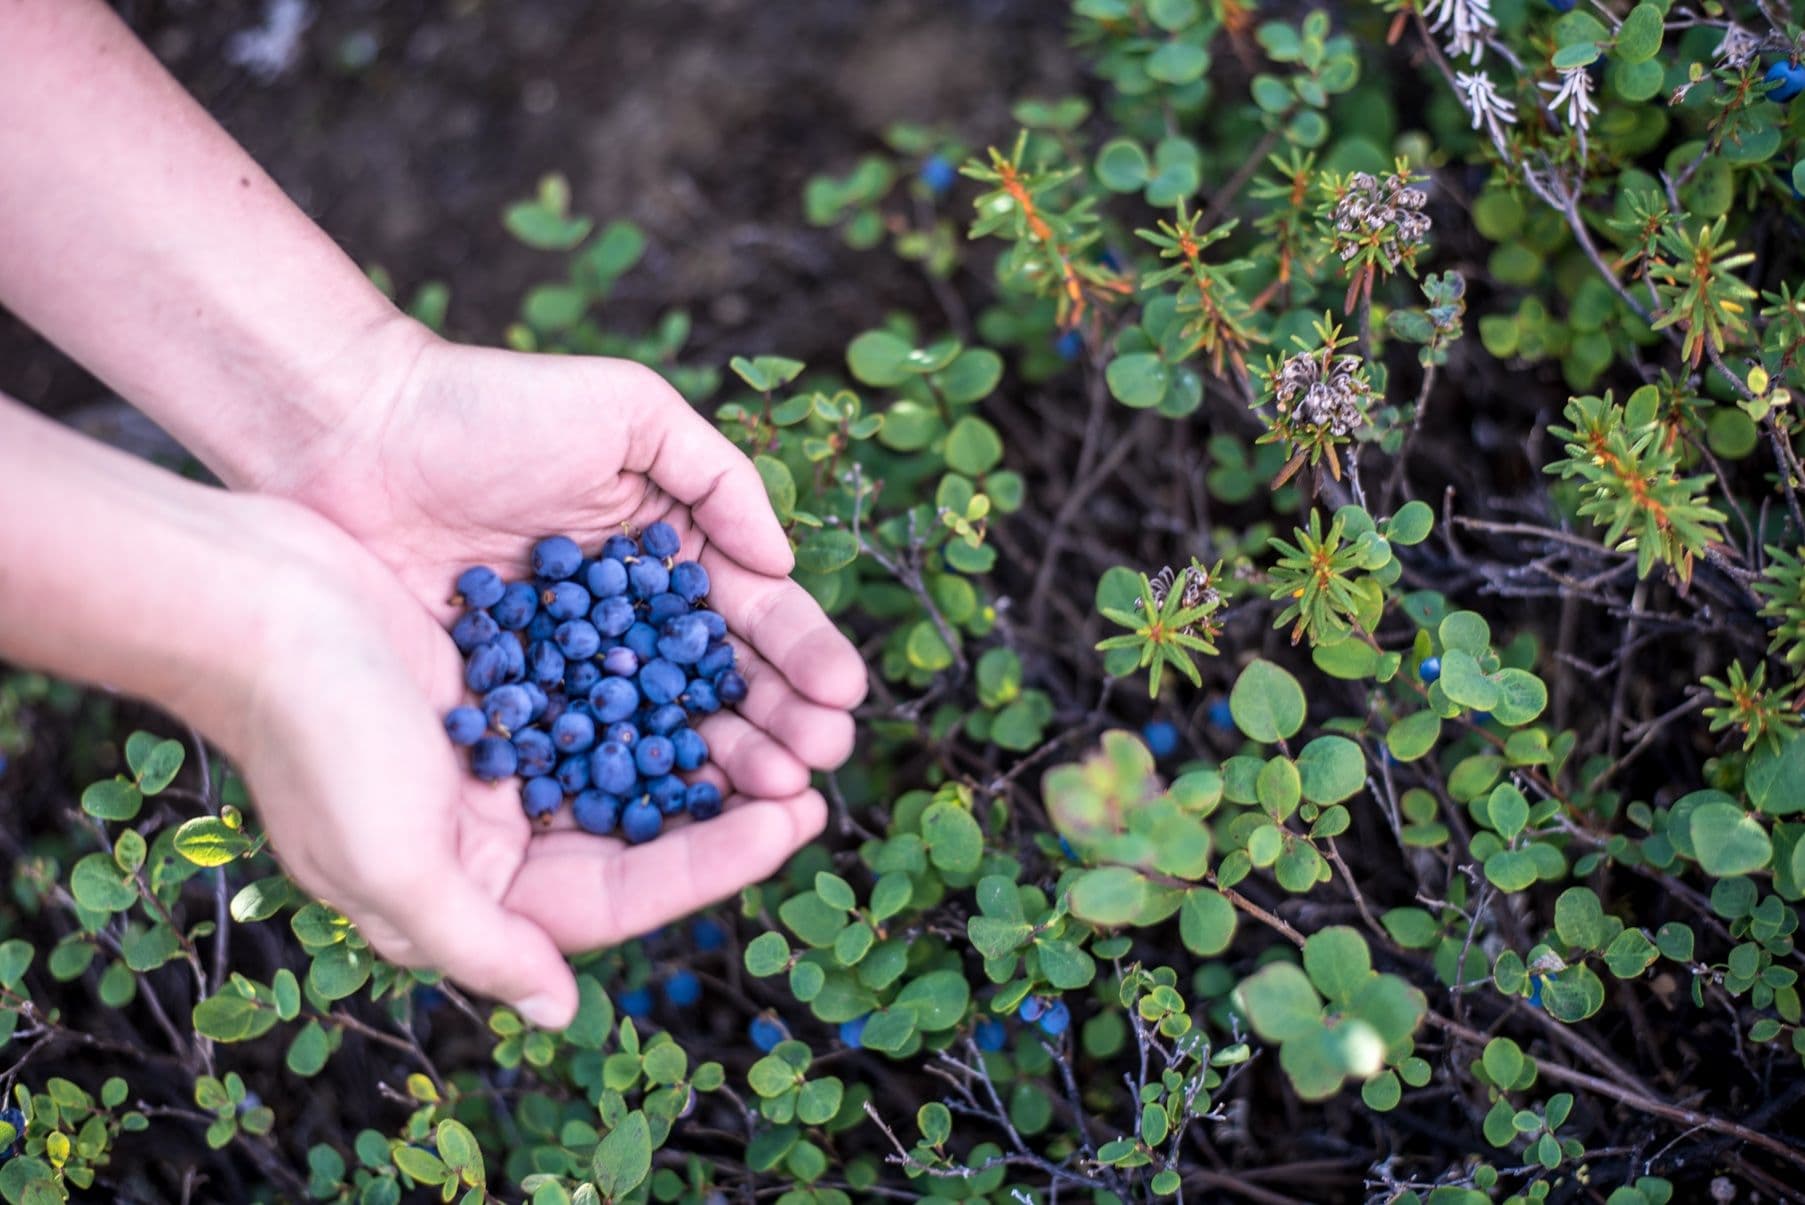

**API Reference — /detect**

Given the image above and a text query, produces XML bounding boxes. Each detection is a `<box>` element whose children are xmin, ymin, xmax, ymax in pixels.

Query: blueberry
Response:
<box><xmin>1037</xmin><ymin>1000</ymin><xmax>1071</xmax><ymax>1037</ymax></box>
<box><xmin>647</xmin><ymin>774</ymin><xmax>688</xmax><ymax>814</ymax></box>
<box><xmin>443</xmin><ymin>706</ymin><xmax>486</xmax><ymax>746</ymax></box>
<box><xmin>552</xmin><ymin>711</ymin><xmax>598</xmax><ymax>755</ymax></box>
<box><xmin>591</xmin><ymin>677</ymin><xmax>640</xmax><ymax>723</ymax></box>
<box><xmin>602</xmin><ymin>646</ymin><xmax>640</xmax><ymax>678</ymax></box>
<box><xmin>639</xmin><ymin>659</ymin><xmax>687</xmax><ymax>706</ymax></box>
<box><xmin>624</xmin><ymin>621</ymin><xmax>661</xmax><ymax>662</ymax></box>
<box><xmin>694</xmin><ymin>610</ymin><xmax>728</xmax><ymax>641</ymax></box>
<box><xmin>471</xmin><ymin>736</ymin><xmax>519</xmax><ymax>781</ymax></box>
<box><xmin>686</xmin><ymin>676</ymin><xmax>723</xmax><ymax>714</ymax></box>
<box><xmin>456</xmin><ymin>566</ymin><xmax>506</xmax><ymax>609</ymax></box>
<box><xmin>1767</xmin><ymin>60</ymin><xmax>1805</xmax><ymax>102</ymax></box>
<box><xmin>572</xmin><ymin>790</ymin><xmax>620</xmax><ymax>835</ymax></box>
<box><xmin>1206</xmin><ymin>698</ymin><xmax>1234</xmax><ymax>731</ymax></box>
<box><xmin>555</xmin><ymin>620</ymin><xmax>603</xmax><ymax>660</ymax></box>
<box><xmin>975</xmin><ymin>1018</ymin><xmax>1007</xmax><ymax>1052</ymax></box>
<box><xmin>1419</xmin><ymin>656</ymin><xmax>1442</xmax><ymax>684</ymax></box>
<box><xmin>585</xmin><ymin>558</ymin><xmax>629</xmax><ymax>599</ymax></box>
<box><xmin>619</xmin><ymin>986</ymin><xmax>654</xmax><ymax>1019</ymax></box>
<box><xmin>839</xmin><ymin>1014</ymin><xmax>870</xmax><ymax>1048</ymax></box>
<box><xmin>642</xmin><ymin>520</ymin><xmax>682</xmax><ymax>560</ymax></box>
<box><xmin>1528</xmin><ymin>976</ymin><xmax>1545</xmax><ymax>1009</ymax></box>
<box><xmin>715</xmin><ymin>669</ymin><xmax>749</xmax><ymax>705</ymax></box>
<box><xmin>527</xmin><ymin>641</ymin><xmax>566</xmax><ymax>688</ymax></box>
<box><xmin>590</xmin><ymin>741</ymin><xmax>638</xmax><ymax>795</ymax></box>
<box><xmin>521</xmin><ymin>775</ymin><xmax>563</xmax><ymax>821</ymax></box>
<box><xmin>644</xmin><ymin>703</ymin><xmax>686</xmax><ymax>736</ymax></box>
<box><xmin>513</xmin><ymin>729</ymin><xmax>557</xmax><ymax>777</ymax></box>
<box><xmin>555</xmin><ymin>755</ymin><xmax>592</xmax><ymax>794</ymax></box>
<box><xmin>541</xmin><ymin>581</ymin><xmax>592</xmax><ymax>621</ymax></box>
<box><xmin>0</xmin><ymin>1106</ymin><xmax>24</xmax><ymax>1158</ymax></box>
<box><xmin>656</xmin><ymin>615</ymin><xmax>708</xmax><ymax>665</ymax></box>
<box><xmin>628</xmin><ymin>558</ymin><xmax>670</xmax><ymax>600</ymax></box>
<box><xmin>1141</xmin><ymin>720</ymin><xmax>1179</xmax><ymax>759</ymax></box>
<box><xmin>493</xmin><ymin>634</ymin><xmax>526</xmax><ymax>683</ymax></box>
<box><xmin>531</xmin><ymin>535</ymin><xmax>584</xmax><ymax>581</ymax></box>
<box><xmin>605</xmin><ymin>721</ymin><xmax>639</xmax><ymax>746</ymax></box>
<box><xmin>646</xmin><ymin>592</ymin><xmax>690</xmax><ymax>627</ymax></box>
<box><xmin>592</xmin><ymin>595</ymin><xmax>636</xmax><ymax>638</ymax></box>
<box><xmin>664</xmin><ymin>969</ymin><xmax>701</xmax><ymax>1008</ymax></box>
<box><xmin>492</xmin><ymin>582</ymin><xmax>540</xmax><ymax>630</ymax></box>
<box><xmin>697</xmin><ymin>642</ymin><xmax>736</xmax><ymax>679</ymax></box>
<box><xmin>525</xmin><ymin>610</ymin><xmax>557</xmax><ymax>643</ymax></box>
<box><xmin>483</xmin><ymin>684</ymin><xmax>533</xmax><ymax>735</ymax></box>
<box><xmin>748</xmin><ymin>1015</ymin><xmax>786</xmax><ymax>1053</ymax></box>
<box><xmin>1058</xmin><ymin>835</ymin><xmax>1077</xmax><ymax>861</ymax></box>
<box><xmin>1017</xmin><ymin>997</ymin><xmax>1046</xmax><ymax>1023</ymax></box>
<box><xmin>464</xmin><ymin>641</ymin><xmax>509</xmax><ymax>694</ymax></box>
<box><xmin>919</xmin><ymin>153</ymin><xmax>956</xmax><ymax>196</ymax></box>
<box><xmin>1054</xmin><ymin>328</ymin><xmax>1084</xmax><ymax>362</ymax></box>
<box><xmin>622</xmin><ymin>799</ymin><xmax>663</xmax><ymax>844</ymax></box>
<box><xmin>685</xmin><ymin>781</ymin><xmax>724</xmax><ymax>820</ymax></box>
<box><xmin>636</xmin><ymin>735</ymin><xmax>676</xmax><ymax>777</ymax></box>
<box><xmin>671</xmin><ymin>727</ymin><xmax>708</xmax><ymax>772</ymax></box>
<box><xmin>522</xmin><ymin>681</ymin><xmax>549</xmax><ymax>720</ymax></box>
<box><xmin>670</xmin><ymin>561</ymin><xmax>710</xmax><ymax>603</ymax></box>
<box><xmin>565</xmin><ymin>660</ymin><xmax>602</xmax><ymax>695</ymax></box>
<box><xmin>1545</xmin><ymin>0</ymin><xmax>1576</xmax><ymax>9</ymax></box>
<box><xmin>692</xmin><ymin>917</ymin><xmax>727</xmax><ymax>951</ymax></box>
<box><xmin>602</xmin><ymin>534</ymin><xmax>640</xmax><ymax>562</ymax></box>
<box><xmin>451</xmin><ymin>608</ymin><xmax>501</xmax><ymax>653</ymax></box>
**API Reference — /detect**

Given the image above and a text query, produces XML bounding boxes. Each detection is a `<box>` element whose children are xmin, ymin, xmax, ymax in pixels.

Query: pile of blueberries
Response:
<box><xmin>440</xmin><ymin>522</ymin><xmax>747</xmax><ymax>845</ymax></box>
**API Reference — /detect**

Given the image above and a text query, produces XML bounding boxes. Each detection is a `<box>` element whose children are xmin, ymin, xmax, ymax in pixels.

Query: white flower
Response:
<box><xmin>1454</xmin><ymin>71</ymin><xmax>1518</xmax><ymax>155</ymax></box>
<box><xmin>1540</xmin><ymin>65</ymin><xmax>1598</xmax><ymax>133</ymax></box>
<box><xmin>1715</xmin><ymin>24</ymin><xmax>1762</xmax><ymax>71</ymax></box>
<box><xmin>1423</xmin><ymin>0</ymin><xmax>1497</xmax><ymax>65</ymax></box>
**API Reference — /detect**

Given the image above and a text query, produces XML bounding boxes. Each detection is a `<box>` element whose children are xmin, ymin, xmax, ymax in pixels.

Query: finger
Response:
<box><xmin>727</xmin><ymin>641</ymin><xmax>858</xmax><ymax>770</ymax></box>
<box><xmin>506</xmin><ymin>790</ymin><xmax>827</xmax><ymax>950</ymax></box>
<box><xmin>700</xmin><ymin>548</ymin><xmax>868</xmax><ymax>710</ymax></box>
<box><xmin>380</xmin><ymin>870</ymin><xmax>580</xmax><ymax>1029</ymax></box>
<box><xmin>614</xmin><ymin>362</ymin><xmax>794</xmax><ymax>578</ymax></box>
<box><xmin>694</xmin><ymin>708</ymin><xmax>812</xmax><ymax>799</ymax></box>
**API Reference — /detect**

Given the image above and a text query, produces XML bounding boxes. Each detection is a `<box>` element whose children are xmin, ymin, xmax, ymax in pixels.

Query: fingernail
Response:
<box><xmin>516</xmin><ymin>994</ymin><xmax>566</xmax><ymax>1029</ymax></box>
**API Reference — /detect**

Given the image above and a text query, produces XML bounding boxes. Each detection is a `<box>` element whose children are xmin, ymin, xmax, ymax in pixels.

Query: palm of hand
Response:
<box><xmin>271</xmin><ymin>340</ymin><xmax>866</xmax><ymax>1023</ymax></box>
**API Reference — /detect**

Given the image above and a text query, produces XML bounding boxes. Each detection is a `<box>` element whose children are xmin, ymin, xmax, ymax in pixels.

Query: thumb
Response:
<box><xmin>397</xmin><ymin>874</ymin><xmax>579</xmax><ymax>1029</ymax></box>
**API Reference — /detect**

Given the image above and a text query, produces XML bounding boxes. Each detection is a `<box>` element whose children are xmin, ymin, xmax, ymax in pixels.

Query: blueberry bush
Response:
<box><xmin>6</xmin><ymin>0</ymin><xmax>1805</xmax><ymax>1200</ymax></box>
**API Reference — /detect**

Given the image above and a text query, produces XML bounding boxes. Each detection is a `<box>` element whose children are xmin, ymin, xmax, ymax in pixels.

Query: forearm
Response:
<box><xmin>0</xmin><ymin>395</ymin><xmax>285</xmax><ymax>748</ymax></box>
<box><xmin>0</xmin><ymin>0</ymin><xmax>420</xmax><ymax>490</ymax></box>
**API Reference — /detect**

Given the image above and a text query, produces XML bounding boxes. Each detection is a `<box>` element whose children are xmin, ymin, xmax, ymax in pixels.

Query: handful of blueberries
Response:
<box><xmin>440</xmin><ymin>522</ymin><xmax>747</xmax><ymax>845</ymax></box>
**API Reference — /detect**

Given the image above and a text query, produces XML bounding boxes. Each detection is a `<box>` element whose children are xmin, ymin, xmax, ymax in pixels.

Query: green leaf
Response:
<box><xmin>1615</xmin><ymin>3</ymin><xmax>1663</xmax><ymax>62</ymax></box>
<box><xmin>286</xmin><ymin>1022</ymin><xmax>331</xmax><ymax>1077</ymax></box>
<box><xmin>1489</xmin><ymin>669</ymin><xmax>1547</xmax><ymax>726</ymax></box>
<box><xmin>393</xmin><ymin>1146</ymin><xmax>450</xmax><ymax>1186</ymax></box>
<box><xmin>173</xmin><ymin>817</ymin><xmax>251</xmax><ymax>868</ymax></box>
<box><xmin>1380</xmin><ymin>907</ymin><xmax>1439</xmax><ymax>949</ymax></box>
<box><xmin>1690</xmin><ymin>802</ymin><xmax>1772</xmax><ymax>877</ymax></box>
<box><xmin>1487</xmin><ymin>783</ymin><xmax>1530</xmax><ymax>842</ymax></box>
<box><xmin>1386</xmin><ymin>711</ymin><xmax>1441</xmax><ymax>761</ymax></box>
<box><xmin>1539</xmin><ymin>965</ymin><xmax>1606</xmax><ymax>1023</ymax></box>
<box><xmin>795</xmin><ymin>529</ymin><xmax>860</xmax><ymax>575</ymax></box>
<box><xmin>70</xmin><ymin>854</ymin><xmax>137</xmax><ymax>913</ymax></box>
<box><xmin>1385</xmin><ymin>501</ymin><xmax>1434</xmax><ymax>545</ymax></box>
<box><xmin>80</xmin><ymin>779</ymin><xmax>142</xmax><ymax>823</ymax></box>
<box><xmin>1095</xmin><ymin>139</ymin><xmax>1150</xmax><ymax>192</ymax></box>
<box><xmin>593</xmin><ymin>1112</ymin><xmax>652</xmax><ymax>1199</ymax></box>
<box><xmin>1036</xmin><ymin>938</ymin><xmax>1097</xmax><ymax>990</ymax></box>
<box><xmin>755</xmin><ymin>455</ymin><xmax>797</xmax><ymax>519</ymax></box>
<box><xmin>922</xmin><ymin>802</ymin><xmax>984</xmax><ymax>875</ymax></box>
<box><xmin>192</xmin><ymin>993</ymin><xmax>278</xmax><ymax>1043</ymax></box>
<box><xmin>503</xmin><ymin>204</ymin><xmax>592</xmax><ymax>251</ymax></box>
<box><xmin>1554</xmin><ymin>887</ymin><xmax>1610</xmax><ymax>952</ymax></box>
<box><xmin>0</xmin><ymin>940</ymin><xmax>31</xmax><ymax>989</ymax></box>
<box><xmin>846</xmin><ymin>331</ymin><xmax>914</xmax><ymax>387</ymax></box>
<box><xmin>1746</xmin><ymin>735</ymin><xmax>1805</xmax><ymax>815</ymax></box>
<box><xmin>1603</xmin><ymin>928</ymin><xmax>1658</xmax><ymax>978</ymax></box>
<box><xmin>1482</xmin><ymin>1037</ymin><xmax>1524</xmax><ymax>1088</ymax></box>
<box><xmin>1484</xmin><ymin>848</ymin><xmax>1538</xmax><ymax>892</ymax></box>
<box><xmin>893</xmin><ymin>970</ymin><xmax>970</xmax><ymax>1031</ymax></box>
<box><xmin>1296</xmin><ymin>736</ymin><xmax>1365</xmax><ymax>804</ymax></box>
<box><xmin>1234</xmin><ymin>962</ymin><xmax>1322</xmax><ymax>1042</ymax></box>
<box><xmin>967</xmin><ymin>917</ymin><xmax>1032</xmax><ymax>960</ymax></box>
<box><xmin>797</xmin><ymin>1078</ymin><xmax>844</xmax><ymax>1126</ymax></box>
<box><xmin>1437</xmin><ymin>650</ymin><xmax>1501</xmax><ymax>711</ymax></box>
<box><xmin>1303</xmin><ymin>926</ymin><xmax>1372</xmax><ymax>1004</ymax></box>
<box><xmin>1179</xmin><ymin>888</ymin><xmax>1236</xmax><ymax>955</ymax></box>
<box><xmin>308</xmin><ymin>944</ymin><xmax>373</xmax><ymax>1002</ymax></box>
<box><xmin>1105</xmin><ymin>353</ymin><xmax>1170</xmax><ymax>409</ymax></box>
<box><xmin>937</xmin><ymin>348</ymin><xmax>1004</xmax><ymax>404</ymax></box>
<box><xmin>1255</xmin><ymin>756</ymin><xmax>1302</xmax><ymax>818</ymax></box>
<box><xmin>578</xmin><ymin>221</ymin><xmax>647</xmax><ymax>282</ymax></box>
<box><xmin>1068</xmin><ymin>867</ymin><xmax>1149</xmax><ymax>926</ymax></box>
<box><xmin>1229</xmin><ymin>659</ymin><xmax>1307</xmax><ymax>743</ymax></box>
<box><xmin>945</xmin><ymin>416</ymin><xmax>1004</xmax><ymax>475</ymax></box>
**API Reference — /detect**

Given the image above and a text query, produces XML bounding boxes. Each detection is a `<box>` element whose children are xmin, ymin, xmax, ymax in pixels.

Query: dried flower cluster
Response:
<box><xmin>1137</xmin><ymin>561</ymin><xmax>1223</xmax><ymax>638</ymax></box>
<box><xmin>1330</xmin><ymin>171</ymin><xmax>1431</xmax><ymax>270</ymax></box>
<box><xmin>1271</xmin><ymin>349</ymin><xmax>1371</xmax><ymax>436</ymax></box>
<box><xmin>1422</xmin><ymin>0</ymin><xmax>1496</xmax><ymax>65</ymax></box>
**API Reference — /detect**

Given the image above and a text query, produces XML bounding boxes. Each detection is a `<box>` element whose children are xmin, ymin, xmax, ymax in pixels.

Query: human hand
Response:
<box><xmin>267</xmin><ymin>333</ymin><xmax>868</xmax><ymax>1005</ymax></box>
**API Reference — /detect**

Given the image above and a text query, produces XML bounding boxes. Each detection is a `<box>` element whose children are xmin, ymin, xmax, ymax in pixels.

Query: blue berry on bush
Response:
<box><xmin>530</xmin><ymin>535</ymin><xmax>583</xmax><ymax>580</ymax></box>
<box><xmin>663</xmin><ymin>969</ymin><xmax>701</xmax><ymax>1008</ymax></box>
<box><xmin>692</xmin><ymin>917</ymin><xmax>727</xmax><ymax>951</ymax></box>
<box><xmin>642</xmin><ymin>521</ymin><xmax>682</xmax><ymax>560</ymax></box>
<box><xmin>0</xmin><ymin>1107</ymin><xmax>24</xmax><ymax>1159</ymax></box>
<box><xmin>975</xmin><ymin>1018</ymin><xmax>1007</xmax><ymax>1052</ymax></box>
<box><xmin>572</xmin><ymin>789</ymin><xmax>620</xmax><ymax>835</ymax></box>
<box><xmin>1545</xmin><ymin>0</ymin><xmax>1577</xmax><ymax>9</ymax></box>
<box><xmin>748</xmin><ymin>1015</ymin><xmax>785</xmax><ymax>1053</ymax></box>
<box><xmin>1419</xmin><ymin>656</ymin><xmax>1442</xmax><ymax>684</ymax></box>
<box><xmin>838</xmin><ymin>1014</ymin><xmax>869</xmax><ymax>1048</ymax></box>
<box><xmin>521</xmin><ymin>775</ymin><xmax>563</xmax><ymax>821</ymax></box>
<box><xmin>919</xmin><ymin>153</ymin><xmax>956</xmax><ymax>196</ymax></box>
<box><xmin>618</xmin><ymin>986</ymin><xmax>653</xmax><ymax>1020</ymax></box>
<box><xmin>455</xmin><ymin>565</ymin><xmax>506</xmax><ymax>609</ymax></box>
<box><xmin>443</xmin><ymin>706</ymin><xmax>485</xmax><ymax>746</ymax></box>
<box><xmin>685</xmin><ymin>781</ymin><xmax>724</xmax><ymax>819</ymax></box>
<box><xmin>1205</xmin><ymin>698</ymin><xmax>1233</xmax><ymax>731</ymax></box>
<box><xmin>1017</xmin><ymin>996</ymin><xmax>1046</xmax><ymax>1023</ymax></box>
<box><xmin>621</xmin><ymin>800</ymin><xmax>663</xmax><ymax>844</ymax></box>
<box><xmin>1767</xmin><ymin>60</ymin><xmax>1805</xmax><ymax>103</ymax></box>
<box><xmin>470</xmin><ymin>736</ymin><xmax>519</xmax><ymax>781</ymax></box>
<box><xmin>1141</xmin><ymin>719</ymin><xmax>1179</xmax><ymax>758</ymax></box>
<box><xmin>1037</xmin><ymin>1000</ymin><xmax>1071</xmax><ymax>1037</ymax></box>
<box><xmin>1054</xmin><ymin>328</ymin><xmax>1084</xmax><ymax>361</ymax></box>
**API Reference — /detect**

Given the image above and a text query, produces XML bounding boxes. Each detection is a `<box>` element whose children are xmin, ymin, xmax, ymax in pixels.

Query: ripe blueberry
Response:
<box><xmin>1767</xmin><ymin>60</ymin><xmax>1805</xmax><ymax>102</ymax></box>
<box><xmin>443</xmin><ymin>706</ymin><xmax>486</xmax><ymax>746</ymax></box>
<box><xmin>585</xmin><ymin>558</ymin><xmax>628</xmax><ymax>599</ymax></box>
<box><xmin>483</xmin><ymin>684</ymin><xmax>534</xmax><ymax>735</ymax></box>
<box><xmin>975</xmin><ymin>1018</ymin><xmax>1007</xmax><ymax>1052</ymax></box>
<box><xmin>919</xmin><ymin>153</ymin><xmax>956</xmax><ymax>196</ymax></box>
<box><xmin>1054</xmin><ymin>328</ymin><xmax>1084</xmax><ymax>362</ymax></box>
<box><xmin>590</xmin><ymin>741</ymin><xmax>638</xmax><ymax>795</ymax></box>
<box><xmin>521</xmin><ymin>775</ymin><xmax>563</xmax><ymax>821</ymax></box>
<box><xmin>839</xmin><ymin>1014</ymin><xmax>869</xmax><ymax>1048</ymax></box>
<box><xmin>748</xmin><ymin>1015</ymin><xmax>785</xmax><ymax>1053</ymax></box>
<box><xmin>1419</xmin><ymin>656</ymin><xmax>1442</xmax><ymax>684</ymax></box>
<box><xmin>592</xmin><ymin>595</ymin><xmax>636</xmax><ymax>638</ymax></box>
<box><xmin>471</xmin><ymin>736</ymin><xmax>519</xmax><ymax>781</ymax></box>
<box><xmin>1141</xmin><ymin>720</ymin><xmax>1179</xmax><ymax>759</ymax></box>
<box><xmin>694</xmin><ymin>610</ymin><xmax>728</xmax><ymax>641</ymax></box>
<box><xmin>715</xmin><ymin>669</ymin><xmax>749</xmax><ymax>705</ymax></box>
<box><xmin>492</xmin><ymin>582</ymin><xmax>540</xmax><ymax>630</ymax></box>
<box><xmin>513</xmin><ymin>729</ymin><xmax>557</xmax><ymax>777</ymax></box>
<box><xmin>554</xmin><ymin>619</ymin><xmax>602</xmax><ymax>660</ymax></box>
<box><xmin>639</xmin><ymin>658</ymin><xmax>687</xmax><ymax>705</ymax></box>
<box><xmin>692</xmin><ymin>917</ymin><xmax>727</xmax><ymax>951</ymax></box>
<box><xmin>619</xmin><ymin>986</ymin><xmax>654</xmax><ymax>1019</ymax></box>
<box><xmin>602</xmin><ymin>646</ymin><xmax>639</xmax><ymax>678</ymax></box>
<box><xmin>555</xmin><ymin>754</ymin><xmax>592</xmax><ymax>794</ymax></box>
<box><xmin>697</xmin><ymin>642</ymin><xmax>735</xmax><ymax>679</ymax></box>
<box><xmin>621</xmin><ymin>799</ymin><xmax>663</xmax><ymax>844</ymax></box>
<box><xmin>658</xmin><ymin>615</ymin><xmax>710</xmax><ymax>665</ymax></box>
<box><xmin>451</xmin><ymin>609</ymin><xmax>500</xmax><ymax>653</ymax></box>
<box><xmin>670</xmin><ymin>561</ymin><xmax>710</xmax><ymax>603</ymax></box>
<box><xmin>1038</xmin><ymin>1000</ymin><xmax>1071</xmax><ymax>1036</ymax></box>
<box><xmin>1206</xmin><ymin>698</ymin><xmax>1234</xmax><ymax>731</ymax></box>
<box><xmin>624</xmin><ymin>621</ymin><xmax>661</xmax><ymax>661</ymax></box>
<box><xmin>601</xmin><ymin>534</ymin><xmax>640</xmax><ymax>562</ymax></box>
<box><xmin>605</xmin><ymin>720</ymin><xmax>640</xmax><ymax>746</ymax></box>
<box><xmin>664</xmin><ymin>969</ymin><xmax>701</xmax><ymax>1008</ymax></box>
<box><xmin>648</xmin><ymin>774</ymin><xmax>688</xmax><ymax>814</ymax></box>
<box><xmin>685</xmin><ymin>781</ymin><xmax>723</xmax><ymax>819</ymax></box>
<box><xmin>531</xmin><ymin>535</ymin><xmax>583</xmax><ymax>580</ymax></box>
<box><xmin>572</xmin><ymin>789</ymin><xmax>620</xmax><ymax>835</ymax></box>
<box><xmin>552</xmin><ymin>711</ymin><xmax>598</xmax><ymax>754</ymax></box>
<box><xmin>464</xmin><ymin>641</ymin><xmax>509</xmax><ymax>694</ymax></box>
<box><xmin>541</xmin><ymin>581</ymin><xmax>592</xmax><ymax>621</ymax></box>
<box><xmin>565</xmin><ymin>660</ymin><xmax>602</xmax><ymax>695</ymax></box>
<box><xmin>644</xmin><ymin>703</ymin><xmax>686</xmax><ymax>735</ymax></box>
<box><xmin>636</xmin><ymin>734</ymin><xmax>676</xmax><ymax>777</ymax></box>
<box><xmin>684</xmin><ymin>677</ymin><xmax>720</xmax><ymax>714</ymax></box>
<box><xmin>590</xmin><ymin>677</ymin><xmax>640</xmax><ymax>723</ymax></box>
<box><xmin>628</xmin><ymin>558</ymin><xmax>670</xmax><ymax>600</ymax></box>
<box><xmin>455</xmin><ymin>566</ymin><xmax>506</xmax><ymax>609</ymax></box>
<box><xmin>642</xmin><ymin>520</ymin><xmax>681</xmax><ymax>560</ymax></box>
<box><xmin>1017</xmin><ymin>997</ymin><xmax>1046</xmax><ymax>1023</ymax></box>
<box><xmin>671</xmin><ymin>727</ymin><xmax>708</xmax><ymax>772</ymax></box>
<box><xmin>527</xmin><ymin>641</ymin><xmax>566</xmax><ymax>688</ymax></box>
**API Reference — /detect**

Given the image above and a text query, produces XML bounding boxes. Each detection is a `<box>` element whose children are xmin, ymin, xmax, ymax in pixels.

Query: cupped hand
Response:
<box><xmin>264</xmin><ymin>331</ymin><xmax>868</xmax><ymax>1021</ymax></box>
